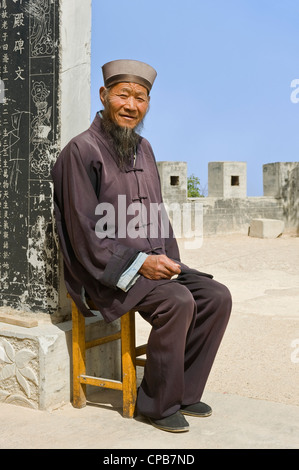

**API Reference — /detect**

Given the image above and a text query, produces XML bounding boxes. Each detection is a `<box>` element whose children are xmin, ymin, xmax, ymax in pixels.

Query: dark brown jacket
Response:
<box><xmin>51</xmin><ymin>114</ymin><xmax>182</xmax><ymax>322</ymax></box>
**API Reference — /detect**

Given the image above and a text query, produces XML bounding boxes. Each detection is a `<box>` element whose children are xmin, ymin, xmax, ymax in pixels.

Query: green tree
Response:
<box><xmin>187</xmin><ymin>174</ymin><xmax>204</xmax><ymax>197</ymax></box>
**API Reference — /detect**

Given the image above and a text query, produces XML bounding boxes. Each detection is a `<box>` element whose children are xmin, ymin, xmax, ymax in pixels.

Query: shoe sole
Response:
<box><xmin>148</xmin><ymin>418</ymin><xmax>189</xmax><ymax>433</ymax></box>
<box><xmin>181</xmin><ymin>409</ymin><xmax>212</xmax><ymax>418</ymax></box>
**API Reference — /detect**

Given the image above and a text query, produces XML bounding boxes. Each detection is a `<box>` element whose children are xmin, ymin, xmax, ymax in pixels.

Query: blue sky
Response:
<box><xmin>90</xmin><ymin>0</ymin><xmax>299</xmax><ymax>196</ymax></box>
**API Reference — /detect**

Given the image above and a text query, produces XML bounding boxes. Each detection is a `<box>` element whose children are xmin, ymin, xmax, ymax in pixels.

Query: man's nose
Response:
<box><xmin>124</xmin><ymin>96</ymin><xmax>137</xmax><ymax>111</ymax></box>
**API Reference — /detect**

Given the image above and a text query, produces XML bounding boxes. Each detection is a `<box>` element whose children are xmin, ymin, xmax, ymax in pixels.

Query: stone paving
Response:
<box><xmin>1</xmin><ymin>233</ymin><xmax>298</xmax><ymax>449</ymax></box>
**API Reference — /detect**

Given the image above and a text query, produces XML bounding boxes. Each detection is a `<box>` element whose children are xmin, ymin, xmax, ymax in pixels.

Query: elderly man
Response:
<box><xmin>51</xmin><ymin>59</ymin><xmax>232</xmax><ymax>433</ymax></box>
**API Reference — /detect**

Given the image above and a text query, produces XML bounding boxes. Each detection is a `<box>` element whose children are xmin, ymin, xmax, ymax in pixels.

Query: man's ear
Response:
<box><xmin>99</xmin><ymin>86</ymin><xmax>107</xmax><ymax>106</ymax></box>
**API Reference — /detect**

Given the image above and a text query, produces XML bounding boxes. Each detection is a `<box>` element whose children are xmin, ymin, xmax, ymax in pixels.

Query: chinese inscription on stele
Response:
<box><xmin>0</xmin><ymin>0</ymin><xmax>60</xmax><ymax>313</ymax></box>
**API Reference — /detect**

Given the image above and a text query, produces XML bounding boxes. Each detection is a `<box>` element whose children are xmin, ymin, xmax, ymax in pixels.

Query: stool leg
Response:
<box><xmin>121</xmin><ymin>310</ymin><xmax>137</xmax><ymax>418</ymax></box>
<box><xmin>72</xmin><ymin>301</ymin><xmax>87</xmax><ymax>408</ymax></box>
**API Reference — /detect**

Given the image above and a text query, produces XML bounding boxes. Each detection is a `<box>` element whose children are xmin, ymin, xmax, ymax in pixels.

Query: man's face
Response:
<box><xmin>100</xmin><ymin>82</ymin><xmax>149</xmax><ymax>129</ymax></box>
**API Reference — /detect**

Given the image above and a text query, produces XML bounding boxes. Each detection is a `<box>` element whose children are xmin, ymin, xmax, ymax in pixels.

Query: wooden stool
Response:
<box><xmin>69</xmin><ymin>296</ymin><xmax>147</xmax><ymax>418</ymax></box>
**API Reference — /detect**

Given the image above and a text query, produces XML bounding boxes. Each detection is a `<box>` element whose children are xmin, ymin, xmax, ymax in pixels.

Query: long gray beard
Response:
<box><xmin>101</xmin><ymin>110</ymin><xmax>143</xmax><ymax>169</ymax></box>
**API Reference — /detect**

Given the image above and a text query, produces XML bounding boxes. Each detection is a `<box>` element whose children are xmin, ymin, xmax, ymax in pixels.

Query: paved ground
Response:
<box><xmin>0</xmin><ymin>233</ymin><xmax>299</xmax><ymax>450</ymax></box>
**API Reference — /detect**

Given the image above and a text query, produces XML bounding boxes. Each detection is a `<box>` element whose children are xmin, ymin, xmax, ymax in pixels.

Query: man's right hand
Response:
<box><xmin>138</xmin><ymin>254</ymin><xmax>181</xmax><ymax>280</ymax></box>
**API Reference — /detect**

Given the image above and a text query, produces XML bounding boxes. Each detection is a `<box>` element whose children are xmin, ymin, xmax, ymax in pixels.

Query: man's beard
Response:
<box><xmin>101</xmin><ymin>108</ymin><xmax>144</xmax><ymax>169</ymax></box>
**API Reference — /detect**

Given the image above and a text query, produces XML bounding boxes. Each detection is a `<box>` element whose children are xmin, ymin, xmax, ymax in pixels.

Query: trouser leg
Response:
<box><xmin>136</xmin><ymin>276</ymin><xmax>232</xmax><ymax>419</ymax></box>
<box><xmin>179</xmin><ymin>274</ymin><xmax>232</xmax><ymax>405</ymax></box>
<box><xmin>136</xmin><ymin>282</ymin><xmax>197</xmax><ymax>419</ymax></box>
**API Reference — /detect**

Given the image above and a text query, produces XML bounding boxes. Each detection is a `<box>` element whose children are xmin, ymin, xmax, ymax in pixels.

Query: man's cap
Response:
<box><xmin>102</xmin><ymin>59</ymin><xmax>157</xmax><ymax>93</ymax></box>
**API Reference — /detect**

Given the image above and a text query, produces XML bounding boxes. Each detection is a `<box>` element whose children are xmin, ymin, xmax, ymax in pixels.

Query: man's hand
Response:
<box><xmin>138</xmin><ymin>254</ymin><xmax>181</xmax><ymax>280</ymax></box>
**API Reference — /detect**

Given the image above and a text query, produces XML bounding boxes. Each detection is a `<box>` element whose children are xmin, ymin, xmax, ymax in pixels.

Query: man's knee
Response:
<box><xmin>171</xmin><ymin>283</ymin><xmax>196</xmax><ymax>314</ymax></box>
<box><xmin>153</xmin><ymin>282</ymin><xmax>196</xmax><ymax>328</ymax></box>
<box><xmin>211</xmin><ymin>281</ymin><xmax>232</xmax><ymax>317</ymax></box>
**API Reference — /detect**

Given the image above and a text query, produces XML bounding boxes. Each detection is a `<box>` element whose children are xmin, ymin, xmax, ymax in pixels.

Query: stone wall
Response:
<box><xmin>191</xmin><ymin>196</ymin><xmax>285</xmax><ymax>236</ymax></box>
<box><xmin>159</xmin><ymin>161</ymin><xmax>299</xmax><ymax>237</ymax></box>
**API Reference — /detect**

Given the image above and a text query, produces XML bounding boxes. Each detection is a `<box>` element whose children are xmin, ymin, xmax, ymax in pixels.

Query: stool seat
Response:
<box><xmin>69</xmin><ymin>295</ymin><xmax>147</xmax><ymax>418</ymax></box>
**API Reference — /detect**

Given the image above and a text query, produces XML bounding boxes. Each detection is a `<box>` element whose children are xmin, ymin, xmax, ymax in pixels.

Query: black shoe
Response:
<box><xmin>148</xmin><ymin>411</ymin><xmax>189</xmax><ymax>433</ymax></box>
<box><xmin>181</xmin><ymin>402</ymin><xmax>212</xmax><ymax>417</ymax></box>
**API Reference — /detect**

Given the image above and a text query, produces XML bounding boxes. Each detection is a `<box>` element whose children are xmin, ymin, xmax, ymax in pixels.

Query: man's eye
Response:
<box><xmin>119</xmin><ymin>94</ymin><xmax>128</xmax><ymax>99</ymax></box>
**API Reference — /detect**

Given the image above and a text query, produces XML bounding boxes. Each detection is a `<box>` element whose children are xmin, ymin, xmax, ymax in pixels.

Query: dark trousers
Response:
<box><xmin>135</xmin><ymin>273</ymin><xmax>232</xmax><ymax>419</ymax></box>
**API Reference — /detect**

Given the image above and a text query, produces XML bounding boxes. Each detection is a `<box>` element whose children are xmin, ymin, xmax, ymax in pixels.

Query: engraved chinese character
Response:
<box><xmin>14</xmin><ymin>66</ymin><xmax>25</xmax><ymax>81</ymax></box>
<box><xmin>13</xmin><ymin>38</ymin><xmax>24</xmax><ymax>54</ymax></box>
<box><xmin>13</xmin><ymin>13</ymin><xmax>24</xmax><ymax>28</ymax></box>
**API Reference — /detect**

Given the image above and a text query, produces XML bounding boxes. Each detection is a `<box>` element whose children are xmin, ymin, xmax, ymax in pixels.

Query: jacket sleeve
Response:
<box><xmin>52</xmin><ymin>140</ymin><xmax>140</xmax><ymax>290</ymax></box>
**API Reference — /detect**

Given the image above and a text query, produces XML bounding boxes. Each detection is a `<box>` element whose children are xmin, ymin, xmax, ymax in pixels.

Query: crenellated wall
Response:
<box><xmin>158</xmin><ymin>161</ymin><xmax>299</xmax><ymax>237</ymax></box>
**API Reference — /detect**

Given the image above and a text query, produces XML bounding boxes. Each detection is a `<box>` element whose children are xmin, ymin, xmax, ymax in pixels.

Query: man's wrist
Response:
<box><xmin>116</xmin><ymin>252</ymin><xmax>148</xmax><ymax>292</ymax></box>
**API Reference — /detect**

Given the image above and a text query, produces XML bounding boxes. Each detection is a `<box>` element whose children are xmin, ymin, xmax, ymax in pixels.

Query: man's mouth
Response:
<box><xmin>120</xmin><ymin>114</ymin><xmax>137</xmax><ymax>121</ymax></box>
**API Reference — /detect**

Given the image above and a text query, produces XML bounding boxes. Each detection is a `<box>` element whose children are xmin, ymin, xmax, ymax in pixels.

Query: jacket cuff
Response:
<box><xmin>116</xmin><ymin>252</ymin><xmax>148</xmax><ymax>292</ymax></box>
<box><xmin>101</xmin><ymin>245</ymin><xmax>140</xmax><ymax>290</ymax></box>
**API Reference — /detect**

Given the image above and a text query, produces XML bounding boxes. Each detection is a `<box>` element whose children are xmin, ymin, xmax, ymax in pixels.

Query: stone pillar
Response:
<box><xmin>208</xmin><ymin>161</ymin><xmax>247</xmax><ymax>198</ymax></box>
<box><xmin>263</xmin><ymin>162</ymin><xmax>298</xmax><ymax>198</ymax></box>
<box><xmin>263</xmin><ymin>162</ymin><xmax>299</xmax><ymax>232</ymax></box>
<box><xmin>0</xmin><ymin>0</ymin><xmax>61</xmax><ymax>315</ymax></box>
<box><xmin>0</xmin><ymin>0</ymin><xmax>121</xmax><ymax>410</ymax></box>
<box><xmin>0</xmin><ymin>0</ymin><xmax>92</xmax><ymax>320</ymax></box>
<box><xmin>157</xmin><ymin>161</ymin><xmax>187</xmax><ymax>205</ymax></box>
